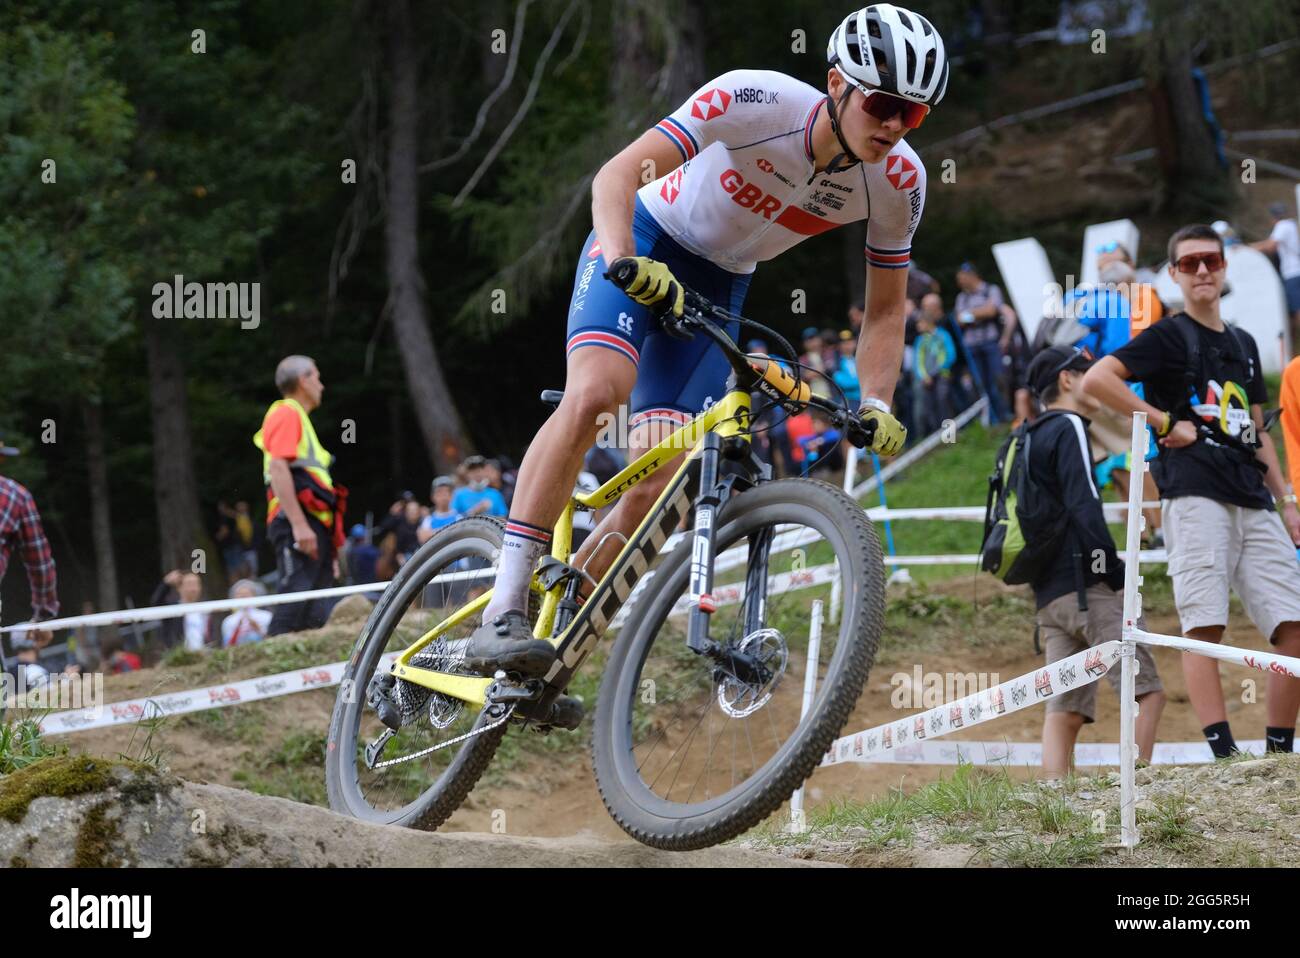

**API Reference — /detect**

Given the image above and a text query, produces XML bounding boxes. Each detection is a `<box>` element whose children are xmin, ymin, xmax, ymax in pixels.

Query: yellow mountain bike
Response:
<box><xmin>326</xmin><ymin>268</ymin><xmax>886</xmax><ymax>850</ymax></box>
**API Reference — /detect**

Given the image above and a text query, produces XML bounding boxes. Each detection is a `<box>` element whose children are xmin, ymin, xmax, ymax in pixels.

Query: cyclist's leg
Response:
<box><xmin>572</xmin><ymin>273</ymin><xmax>749</xmax><ymax>587</ymax></box>
<box><xmin>480</xmin><ymin>234</ymin><xmax>648</xmax><ymax>628</ymax></box>
<box><xmin>467</xmin><ymin>233</ymin><xmax>661</xmax><ymax>678</ymax></box>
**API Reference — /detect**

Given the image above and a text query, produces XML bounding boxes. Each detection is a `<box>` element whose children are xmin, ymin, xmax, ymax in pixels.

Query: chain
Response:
<box><xmin>369</xmin><ymin>704</ymin><xmax>516</xmax><ymax>769</ymax></box>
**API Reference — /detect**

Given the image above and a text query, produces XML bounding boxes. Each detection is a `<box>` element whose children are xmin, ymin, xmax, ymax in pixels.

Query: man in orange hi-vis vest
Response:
<box><xmin>254</xmin><ymin>356</ymin><xmax>347</xmax><ymax>635</ymax></box>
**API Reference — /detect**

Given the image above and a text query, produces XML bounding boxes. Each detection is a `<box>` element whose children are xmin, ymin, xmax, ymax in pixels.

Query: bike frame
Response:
<box><xmin>389</xmin><ymin>388</ymin><xmax>760</xmax><ymax>709</ymax></box>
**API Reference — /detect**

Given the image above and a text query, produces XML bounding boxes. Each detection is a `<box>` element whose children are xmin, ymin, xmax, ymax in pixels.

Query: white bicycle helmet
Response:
<box><xmin>828</xmin><ymin>4</ymin><xmax>949</xmax><ymax>106</ymax></box>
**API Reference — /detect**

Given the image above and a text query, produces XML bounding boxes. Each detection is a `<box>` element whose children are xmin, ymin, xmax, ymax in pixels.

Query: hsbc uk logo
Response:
<box><xmin>691</xmin><ymin>88</ymin><xmax>731</xmax><ymax>121</ymax></box>
<box><xmin>660</xmin><ymin>168</ymin><xmax>684</xmax><ymax>204</ymax></box>
<box><xmin>587</xmin><ymin>239</ymin><xmax>602</xmax><ymax>259</ymax></box>
<box><xmin>885</xmin><ymin>154</ymin><xmax>918</xmax><ymax>190</ymax></box>
<box><xmin>757</xmin><ymin>157</ymin><xmax>796</xmax><ymax>188</ymax></box>
<box><xmin>731</xmin><ymin>87</ymin><xmax>778</xmax><ymax>105</ymax></box>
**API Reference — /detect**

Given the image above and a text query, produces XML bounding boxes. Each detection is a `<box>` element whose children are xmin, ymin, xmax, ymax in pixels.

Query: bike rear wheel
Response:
<box><xmin>591</xmin><ymin>477</ymin><xmax>884</xmax><ymax>849</ymax></box>
<box><xmin>325</xmin><ymin>517</ymin><xmax>513</xmax><ymax>829</ymax></box>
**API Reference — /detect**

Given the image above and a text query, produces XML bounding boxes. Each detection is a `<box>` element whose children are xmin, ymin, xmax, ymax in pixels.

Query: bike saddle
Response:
<box><xmin>540</xmin><ymin>389</ymin><xmax>564</xmax><ymax>408</ymax></box>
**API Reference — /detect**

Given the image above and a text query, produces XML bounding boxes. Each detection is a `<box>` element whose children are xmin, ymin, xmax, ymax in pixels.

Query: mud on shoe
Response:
<box><xmin>464</xmin><ymin>610</ymin><xmax>556</xmax><ymax>678</ymax></box>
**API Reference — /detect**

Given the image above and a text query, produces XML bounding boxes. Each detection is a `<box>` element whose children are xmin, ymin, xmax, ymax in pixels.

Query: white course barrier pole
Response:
<box><xmin>1118</xmin><ymin>412</ymin><xmax>1148</xmax><ymax>853</ymax></box>
<box><xmin>830</xmin><ymin>449</ymin><xmax>857</xmax><ymax>625</ymax></box>
<box><xmin>789</xmin><ymin>599</ymin><xmax>824</xmax><ymax>833</ymax></box>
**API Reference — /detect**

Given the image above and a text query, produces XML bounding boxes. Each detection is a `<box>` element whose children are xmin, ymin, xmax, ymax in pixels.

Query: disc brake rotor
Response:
<box><xmin>716</xmin><ymin>628</ymin><xmax>788</xmax><ymax>718</ymax></box>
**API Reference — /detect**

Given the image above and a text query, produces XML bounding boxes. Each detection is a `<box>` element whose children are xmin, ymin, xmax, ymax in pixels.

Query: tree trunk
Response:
<box><xmin>144</xmin><ymin>320</ymin><xmax>210</xmax><ymax>576</ymax></box>
<box><xmin>1148</xmin><ymin>18</ymin><xmax>1229</xmax><ymax>217</ymax></box>
<box><xmin>82</xmin><ymin>397</ymin><xmax>119</xmax><ymax>610</ymax></box>
<box><xmin>385</xmin><ymin>0</ymin><xmax>468</xmax><ymax>476</ymax></box>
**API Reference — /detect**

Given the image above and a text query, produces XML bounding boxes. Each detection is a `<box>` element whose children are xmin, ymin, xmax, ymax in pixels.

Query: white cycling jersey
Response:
<box><xmin>639</xmin><ymin>69</ymin><xmax>927</xmax><ymax>275</ymax></box>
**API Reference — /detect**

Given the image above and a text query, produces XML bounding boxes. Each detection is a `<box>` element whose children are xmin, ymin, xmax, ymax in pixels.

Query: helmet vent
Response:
<box><xmin>921</xmin><ymin>49</ymin><xmax>937</xmax><ymax>87</ymax></box>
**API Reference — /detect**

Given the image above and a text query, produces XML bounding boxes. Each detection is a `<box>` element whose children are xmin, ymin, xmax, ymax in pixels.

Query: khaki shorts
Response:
<box><xmin>1087</xmin><ymin>404</ymin><xmax>1134</xmax><ymax>463</ymax></box>
<box><xmin>1163</xmin><ymin>496</ymin><xmax>1300</xmax><ymax>642</ymax></box>
<box><xmin>1040</xmin><ymin>584</ymin><xmax>1162</xmax><ymax>722</ymax></box>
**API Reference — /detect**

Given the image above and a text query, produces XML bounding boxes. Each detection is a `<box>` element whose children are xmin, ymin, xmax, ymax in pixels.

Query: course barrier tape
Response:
<box><xmin>822</xmin><ymin>640</ymin><xmax>1125</xmax><ymax>767</ymax></box>
<box><xmin>867</xmin><ymin>503</ymin><xmax>1162</xmax><ymax>522</ymax></box>
<box><xmin>0</xmin><ymin>569</ymin><xmax>494</xmax><ymax>634</ymax></box>
<box><xmin>1132</xmin><ymin>628</ymin><xmax>1300</xmax><ymax>679</ymax></box>
<box><xmin>31</xmin><ymin>655</ymin><xmax>396</xmax><ymax>736</ymax></box>
<box><xmin>826</xmin><ymin>738</ymin><xmax>1266</xmax><ymax>766</ymax></box>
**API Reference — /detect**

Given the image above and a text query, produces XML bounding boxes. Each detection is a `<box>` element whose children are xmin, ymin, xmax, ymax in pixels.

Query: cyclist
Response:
<box><xmin>466</xmin><ymin>4</ymin><xmax>948</xmax><ymax>678</ymax></box>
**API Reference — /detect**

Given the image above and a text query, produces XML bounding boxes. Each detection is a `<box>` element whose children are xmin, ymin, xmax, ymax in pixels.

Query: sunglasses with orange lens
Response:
<box><xmin>859</xmin><ymin>89</ymin><xmax>929</xmax><ymax>129</ymax></box>
<box><xmin>1174</xmin><ymin>251</ymin><xmax>1225</xmax><ymax>274</ymax></box>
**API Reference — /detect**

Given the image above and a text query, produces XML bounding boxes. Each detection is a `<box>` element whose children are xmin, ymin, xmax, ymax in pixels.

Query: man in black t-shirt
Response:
<box><xmin>1083</xmin><ymin>224</ymin><xmax>1300</xmax><ymax>759</ymax></box>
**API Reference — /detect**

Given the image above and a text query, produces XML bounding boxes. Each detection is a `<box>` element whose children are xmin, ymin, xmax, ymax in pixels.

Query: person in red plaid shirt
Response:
<box><xmin>0</xmin><ymin>436</ymin><xmax>59</xmax><ymax>646</ymax></box>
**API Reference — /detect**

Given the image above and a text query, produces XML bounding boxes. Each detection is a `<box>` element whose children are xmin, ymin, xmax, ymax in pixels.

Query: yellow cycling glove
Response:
<box><xmin>618</xmin><ymin>256</ymin><xmax>684</xmax><ymax>318</ymax></box>
<box><xmin>858</xmin><ymin>398</ymin><xmax>907</xmax><ymax>457</ymax></box>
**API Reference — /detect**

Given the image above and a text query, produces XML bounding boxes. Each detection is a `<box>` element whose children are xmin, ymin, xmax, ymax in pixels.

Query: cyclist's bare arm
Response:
<box><xmin>592</xmin><ymin>130</ymin><xmax>686</xmax><ymax>267</ymax></box>
<box><xmin>856</xmin><ymin>264</ymin><xmax>909</xmax><ymax>406</ymax></box>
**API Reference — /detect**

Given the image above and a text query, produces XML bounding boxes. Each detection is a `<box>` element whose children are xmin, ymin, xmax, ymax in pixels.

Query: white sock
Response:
<box><xmin>484</xmin><ymin>519</ymin><xmax>551</xmax><ymax>623</ymax></box>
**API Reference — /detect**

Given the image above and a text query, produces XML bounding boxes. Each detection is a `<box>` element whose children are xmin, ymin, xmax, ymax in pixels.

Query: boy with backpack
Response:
<box><xmin>982</xmin><ymin>344</ymin><xmax>1165</xmax><ymax>777</ymax></box>
<box><xmin>1084</xmin><ymin>223</ymin><xmax>1300</xmax><ymax>758</ymax></box>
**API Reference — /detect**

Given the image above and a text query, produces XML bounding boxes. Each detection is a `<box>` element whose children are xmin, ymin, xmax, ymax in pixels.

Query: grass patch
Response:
<box><xmin>910</xmin><ymin>763</ymin><xmax>1016</xmax><ymax>826</ymax></box>
<box><xmin>759</xmin><ymin>764</ymin><xmax>1114</xmax><ymax>867</ymax></box>
<box><xmin>177</xmin><ymin>701</ymin><xmax>267</xmax><ymax>744</ymax></box>
<box><xmin>1139</xmin><ymin>793</ymin><xmax>1201</xmax><ymax>852</ymax></box>
<box><xmin>0</xmin><ymin>718</ymin><xmax>64</xmax><ymax>774</ymax></box>
<box><xmin>984</xmin><ymin>830</ymin><xmax>1105</xmax><ymax>866</ymax></box>
<box><xmin>879</xmin><ymin>586</ymin><xmax>1034</xmax><ymax>661</ymax></box>
<box><xmin>232</xmin><ymin>731</ymin><xmax>329</xmax><ymax>806</ymax></box>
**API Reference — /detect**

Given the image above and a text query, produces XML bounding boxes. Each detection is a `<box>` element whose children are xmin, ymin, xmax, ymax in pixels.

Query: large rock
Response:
<box><xmin>0</xmin><ymin>757</ymin><xmax>827</xmax><ymax>868</ymax></box>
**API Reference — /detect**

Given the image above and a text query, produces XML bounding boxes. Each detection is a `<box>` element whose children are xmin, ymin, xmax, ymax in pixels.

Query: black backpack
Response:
<box><xmin>979</xmin><ymin>411</ymin><xmax>1074</xmax><ymax>585</ymax></box>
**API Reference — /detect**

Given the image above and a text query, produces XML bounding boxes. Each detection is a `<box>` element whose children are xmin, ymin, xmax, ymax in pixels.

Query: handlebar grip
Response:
<box><xmin>750</xmin><ymin>359</ymin><xmax>811</xmax><ymax>406</ymax></box>
<box><xmin>605</xmin><ymin>257</ymin><xmax>639</xmax><ymax>291</ymax></box>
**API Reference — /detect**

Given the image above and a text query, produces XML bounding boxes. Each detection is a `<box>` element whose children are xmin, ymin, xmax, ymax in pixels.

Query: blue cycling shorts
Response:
<box><xmin>565</xmin><ymin>196</ymin><xmax>751</xmax><ymax>432</ymax></box>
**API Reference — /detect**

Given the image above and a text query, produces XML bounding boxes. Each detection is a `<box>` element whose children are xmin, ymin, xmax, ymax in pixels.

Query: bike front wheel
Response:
<box><xmin>591</xmin><ymin>477</ymin><xmax>885</xmax><ymax>850</ymax></box>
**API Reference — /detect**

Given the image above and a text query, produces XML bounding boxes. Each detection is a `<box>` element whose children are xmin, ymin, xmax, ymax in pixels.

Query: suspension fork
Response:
<box><xmin>686</xmin><ymin>433</ymin><xmax>723</xmax><ymax>655</ymax></box>
<box><xmin>743</xmin><ymin>526</ymin><xmax>774</xmax><ymax>637</ymax></box>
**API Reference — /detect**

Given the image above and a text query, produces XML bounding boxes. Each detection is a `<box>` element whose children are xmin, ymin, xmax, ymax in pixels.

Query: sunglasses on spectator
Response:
<box><xmin>1096</xmin><ymin>241</ymin><xmax>1124</xmax><ymax>254</ymax></box>
<box><xmin>837</xmin><ymin>70</ymin><xmax>930</xmax><ymax>129</ymax></box>
<box><xmin>1174</xmin><ymin>251</ymin><xmax>1225</xmax><ymax>274</ymax></box>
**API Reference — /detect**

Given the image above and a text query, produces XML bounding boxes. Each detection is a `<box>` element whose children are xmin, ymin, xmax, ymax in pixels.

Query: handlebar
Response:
<box><xmin>604</xmin><ymin>257</ymin><xmax>874</xmax><ymax>449</ymax></box>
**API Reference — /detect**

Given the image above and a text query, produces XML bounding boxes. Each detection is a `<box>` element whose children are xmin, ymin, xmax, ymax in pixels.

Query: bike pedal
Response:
<box><xmin>542</xmin><ymin>695</ymin><xmax>585</xmax><ymax>731</ymax></box>
<box><xmin>486</xmin><ymin>676</ymin><xmax>546</xmax><ymax>705</ymax></box>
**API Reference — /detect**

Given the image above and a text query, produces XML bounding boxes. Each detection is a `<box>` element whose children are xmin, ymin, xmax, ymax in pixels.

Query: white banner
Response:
<box><xmin>835</xmin><ymin>738</ymin><xmax>1264</xmax><ymax>766</ymax></box>
<box><xmin>822</xmin><ymin>640</ymin><xmax>1124</xmax><ymax>766</ymax></box>
<box><xmin>1132</xmin><ymin>628</ymin><xmax>1300</xmax><ymax>679</ymax></box>
<box><xmin>33</xmin><ymin>655</ymin><xmax>395</xmax><ymax>736</ymax></box>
